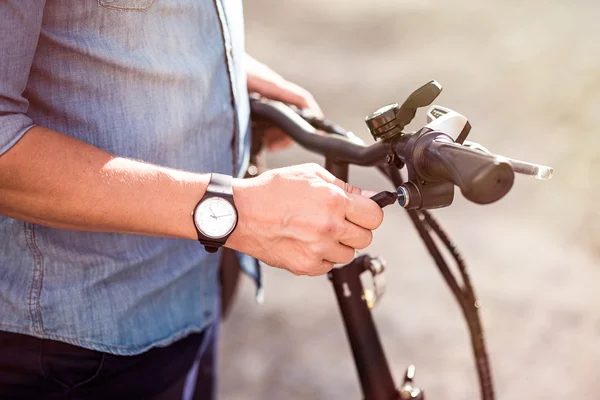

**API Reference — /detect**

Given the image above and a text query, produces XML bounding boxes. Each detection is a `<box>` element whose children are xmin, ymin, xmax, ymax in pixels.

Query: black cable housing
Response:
<box><xmin>378</xmin><ymin>165</ymin><xmax>494</xmax><ymax>400</ymax></box>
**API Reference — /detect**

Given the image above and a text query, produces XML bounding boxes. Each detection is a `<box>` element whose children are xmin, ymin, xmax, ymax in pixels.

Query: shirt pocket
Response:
<box><xmin>98</xmin><ymin>0</ymin><xmax>157</xmax><ymax>11</ymax></box>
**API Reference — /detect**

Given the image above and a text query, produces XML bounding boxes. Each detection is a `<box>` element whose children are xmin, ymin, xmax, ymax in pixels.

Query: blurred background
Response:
<box><xmin>220</xmin><ymin>0</ymin><xmax>600</xmax><ymax>398</ymax></box>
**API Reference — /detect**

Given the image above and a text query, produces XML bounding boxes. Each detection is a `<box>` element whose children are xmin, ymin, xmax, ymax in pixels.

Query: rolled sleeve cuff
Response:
<box><xmin>0</xmin><ymin>113</ymin><xmax>36</xmax><ymax>156</ymax></box>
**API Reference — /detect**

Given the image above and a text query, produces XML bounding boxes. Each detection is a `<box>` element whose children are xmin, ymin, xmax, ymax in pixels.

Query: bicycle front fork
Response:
<box><xmin>328</xmin><ymin>255</ymin><xmax>424</xmax><ymax>400</ymax></box>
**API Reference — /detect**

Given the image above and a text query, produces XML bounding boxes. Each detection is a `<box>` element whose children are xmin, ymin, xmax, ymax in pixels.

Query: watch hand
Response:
<box><xmin>209</xmin><ymin>207</ymin><xmax>217</xmax><ymax>218</ymax></box>
<box><xmin>214</xmin><ymin>213</ymin><xmax>232</xmax><ymax>219</ymax></box>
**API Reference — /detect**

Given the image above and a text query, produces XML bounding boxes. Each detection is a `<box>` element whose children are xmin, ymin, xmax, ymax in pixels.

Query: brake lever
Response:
<box><xmin>370</xmin><ymin>190</ymin><xmax>410</xmax><ymax>209</ymax></box>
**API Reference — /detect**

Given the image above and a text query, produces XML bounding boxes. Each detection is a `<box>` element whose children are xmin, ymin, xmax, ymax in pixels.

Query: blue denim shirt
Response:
<box><xmin>0</xmin><ymin>0</ymin><xmax>256</xmax><ymax>355</ymax></box>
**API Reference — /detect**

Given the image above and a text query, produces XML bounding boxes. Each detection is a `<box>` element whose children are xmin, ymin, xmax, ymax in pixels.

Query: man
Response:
<box><xmin>0</xmin><ymin>1</ymin><xmax>383</xmax><ymax>398</ymax></box>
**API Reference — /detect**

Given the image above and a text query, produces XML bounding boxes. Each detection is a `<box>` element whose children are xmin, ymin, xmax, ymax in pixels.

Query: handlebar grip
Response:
<box><xmin>419</xmin><ymin>139</ymin><xmax>515</xmax><ymax>204</ymax></box>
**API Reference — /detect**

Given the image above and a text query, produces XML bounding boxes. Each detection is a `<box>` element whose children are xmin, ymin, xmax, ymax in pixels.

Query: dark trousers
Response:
<box><xmin>0</xmin><ymin>320</ymin><xmax>218</xmax><ymax>400</ymax></box>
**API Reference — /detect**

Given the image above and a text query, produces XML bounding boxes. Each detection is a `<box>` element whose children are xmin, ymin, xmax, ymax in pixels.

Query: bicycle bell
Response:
<box><xmin>365</xmin><ymin>80</ymin><xmax>443</xmax><ymax>141</ymax></box>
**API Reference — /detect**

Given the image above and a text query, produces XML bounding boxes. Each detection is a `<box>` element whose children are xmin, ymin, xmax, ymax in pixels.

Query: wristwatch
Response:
<box><xmin>192</xmin><ymin>173</ymin><xmax>238</xmax><ymax>253</ymax></box>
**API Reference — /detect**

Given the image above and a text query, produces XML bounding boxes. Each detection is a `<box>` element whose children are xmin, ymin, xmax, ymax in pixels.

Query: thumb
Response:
<box><xmin>311</xmin><ymin>165</ymin><xmax>376</xmax><ymax>198</ymax></box>
<box><xmin>361</xmin><ymin>189</ymin><xmax>378</xmax><ymax>198</ymax></box>
<box><xmin>336</xmin><ymin>180</ymin><xmax>378</xmax><ymax>198</ymax></box>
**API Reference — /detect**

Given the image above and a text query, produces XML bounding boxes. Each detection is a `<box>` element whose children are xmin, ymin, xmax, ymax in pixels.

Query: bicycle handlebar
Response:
<box><xmin>250</xmin><ymin>98</ymin><xmax>389</xmax><ymax>166</ymax></box>
<box><xmin>250</xmin><ymin>95</ymin><xmax>551</xmax><ymax>209</ymax></box>
<box><xmin>417</xmin><ymin>136</ymin><xmax>514</xmax><ymax>204</ymax></box>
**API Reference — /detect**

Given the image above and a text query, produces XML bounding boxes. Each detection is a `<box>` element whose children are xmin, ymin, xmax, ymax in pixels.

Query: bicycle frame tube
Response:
<box><xmin>326</xmin><ymin>158</ymin><xmax>398</xmax><ymax>400</ymax></box>
<box><xmin>325</xmin><ymin>159</ymin><xmax>349</xmax><ymax>182</ymax></box>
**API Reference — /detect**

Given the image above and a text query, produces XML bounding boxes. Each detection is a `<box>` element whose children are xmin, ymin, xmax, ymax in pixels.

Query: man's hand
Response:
<box><xmin>227</xmin><ymin>163</ymin><xmax>384</xmax><ymax>276</ymax></box>
<box><xmin>246</xmin><ymin>54</ymin><xmax>322</xmax><ymax>151</ymax></box>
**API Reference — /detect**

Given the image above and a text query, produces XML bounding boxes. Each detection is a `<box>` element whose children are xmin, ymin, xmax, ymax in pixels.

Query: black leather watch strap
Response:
<box><xmin>203</xmin><ymin>242</ymin><xmax>222</xmax><ymax>254</ymax></box>
<box><xmin>206</xmin><ymin>173</ymin><xmax>233</xmax><ymax>196</ymax></box>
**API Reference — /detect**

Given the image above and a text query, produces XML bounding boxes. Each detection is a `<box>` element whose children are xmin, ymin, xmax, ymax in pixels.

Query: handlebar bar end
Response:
<box><xmin>461</xmin><ymin>159</ymin><xmax>514</xmax><ymax>205</ymax></box>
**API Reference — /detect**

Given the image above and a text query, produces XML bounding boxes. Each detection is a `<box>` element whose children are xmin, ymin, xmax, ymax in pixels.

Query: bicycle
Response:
<box><xmin>248</xmin><ymin>80</ymin><xmax>553</xmax><ymax>400</ymax></box>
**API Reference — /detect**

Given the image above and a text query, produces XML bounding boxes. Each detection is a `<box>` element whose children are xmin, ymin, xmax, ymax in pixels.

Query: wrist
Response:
<box><xmin>176</xmin><ymin>173</ymin><xmax>212</xmax><ymax>240</ymax></box>
<box><xmin>226</xmin><ymin>173</ymin><xmax>279</xmax><ymax>261</ymax></box>
<box><xmin>225</xmin><ymin>177</ymin><xmax>251</xmax><ymax>252</ymax></box>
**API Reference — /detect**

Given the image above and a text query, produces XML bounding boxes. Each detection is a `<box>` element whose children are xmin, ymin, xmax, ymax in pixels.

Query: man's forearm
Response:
<box><xmin>0</xmin><ymin>126</ymin><xmax>209</xmax><ymax>239</ymax></box>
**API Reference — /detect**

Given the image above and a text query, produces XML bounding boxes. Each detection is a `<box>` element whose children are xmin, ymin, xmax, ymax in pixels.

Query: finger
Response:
<box><xmin>309</xmin><ymin>166</ymin><xmax>379</xmax><ymax>203</ymax></box>
<box><xmin>344</xmin><ymin>192</ymin><xmax>384</xmax><ymax>230</ymax></box>
<box><xmin>361</xmin><ymin>189</ymin><xmax>378</xmax><ymax>198</ymax></box>
<box><xmin>330</xmin><ymin>178</ymin><xmax>371</xmax><ymax>198</ymax></box>
<box><xmin>307</xmin><ymin>260</ymin><xmax>335</xmax><ymax>277</ymax></box>
<box><xmin>263</xmin><ymin>128</ymin><xmax>294</xmax><ymax>151</ymax></box>
<box><xmin>310</xmin><ymin>167</ymin><xmax>360</xmax><ymax>194</ymax></box>
<box><xmin>263</xmin><ymin>126</ymin><xmax>283</xmax><ymax>142</ymax></box>
<box><xmin>340</xmin><ymin>180</ymin><xmax>362</xmax><ymax>196</ymax></box>
<box><xmin>267</xmin><ymin>137</ymin><xmax>293</xmax><ymax>151</ymax></box>
<box><xmin>339</xmin><ymin>221</ymin><xmax>373</xmax><ymax>250</ymax></box>
<box><xmin>275</xmin><ymin>81</ymin><xmax>323</xmax><ymax>118</ymax></box>
<box><xmin>277</xmin><ymin>81</ymin><xmax>323</xmax><ymax>117</ymax></box>
<box><xmin>296</xmin><ymin>90</ymin><xmax>324</xmax><ymax>118</ymax></box>
<box><xmin>323</xmin><ymin>243</ymin><xmax>356</xmax><ymax>265</ymax></box>
<box><xmin>278</xmin><ymin>84</ymin><xmax>310</xmax><ymax>108</ymax></box>
<box><xmin>255</xmin><ymin>79</ymin><xmax>321</xmax><ymax>114</ymax></box>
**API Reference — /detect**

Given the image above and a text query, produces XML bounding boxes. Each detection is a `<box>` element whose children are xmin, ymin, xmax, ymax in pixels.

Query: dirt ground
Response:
<box><xmin>219</xmin><ymin>1</ymin><xmax>600</xmax><ymax>398</ymax></box>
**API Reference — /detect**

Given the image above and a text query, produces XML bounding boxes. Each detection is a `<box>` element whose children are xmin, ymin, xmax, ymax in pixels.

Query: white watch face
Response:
<box><xmin>194</xmin><ymin>197</ymin><xmax>237</xmax><ymax>239</ymax></box>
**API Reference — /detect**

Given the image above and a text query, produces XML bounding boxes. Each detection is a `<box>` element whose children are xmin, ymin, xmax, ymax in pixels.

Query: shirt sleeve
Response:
<box><xmin>0</xmin><ymin>1</ymin><xmax>45</xmax><ymax>156</ymax></box>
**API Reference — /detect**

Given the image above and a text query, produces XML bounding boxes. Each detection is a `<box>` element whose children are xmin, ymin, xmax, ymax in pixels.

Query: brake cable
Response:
<box><xmin>376</xmin><ymin>164</ymin><xmax>494</xmax><ymax>400</ymax></box>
